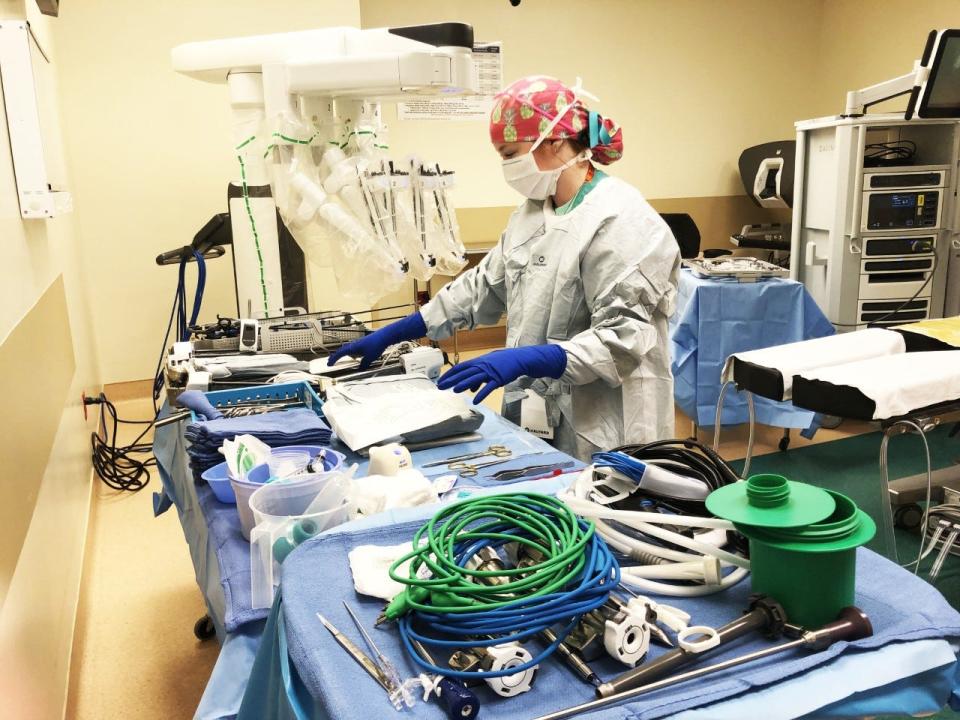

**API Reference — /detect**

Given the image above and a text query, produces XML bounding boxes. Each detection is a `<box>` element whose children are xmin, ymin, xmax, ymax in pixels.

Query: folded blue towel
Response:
<box><xmin>185</xmin><ymin>409</ymin><xmax>332</xmax><ymax>476</ymax></box>
<box><xmin>185</xmin><ymin>408</ymin><xmax>331</xmax><ymax>443</ymax></box>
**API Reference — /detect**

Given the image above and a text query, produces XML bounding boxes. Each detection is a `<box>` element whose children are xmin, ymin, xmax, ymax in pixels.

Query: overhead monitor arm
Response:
<box><xmin>843</xmin><ymin>62</ymin><xmax>930</xmax><ymax>117</ymax></box>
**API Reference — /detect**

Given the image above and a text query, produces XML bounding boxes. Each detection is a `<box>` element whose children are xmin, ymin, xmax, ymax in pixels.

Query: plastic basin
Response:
<box><xmin>201</xmin><ymin>461</ymin><xmax>237</xmax><ymax>504</ymax></box>
<box><xmin>236</xmin><ymin>447</ymin><xmax>345</xmax><ymax>539</ymax></box>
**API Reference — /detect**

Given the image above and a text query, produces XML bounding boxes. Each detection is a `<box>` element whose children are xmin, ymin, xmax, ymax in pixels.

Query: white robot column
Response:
<box><xmin>227</xmin><ymin>72</ymin><xmax>285</xmax><ymax>318</ymax></box>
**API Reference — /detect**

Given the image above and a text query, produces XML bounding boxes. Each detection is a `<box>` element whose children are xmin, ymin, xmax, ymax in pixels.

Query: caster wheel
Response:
<box><xmin>778</xmin><ymin>436</ymin><xmax>790</xmax><ymax>452</ymax></box>
<box><xmin>819</xmin><ymin>414</ymin><xmax>843</xmax><ymax>430</ymax></box>
<box><xmin>894</xmin><ymin>503</ymin><xmax>924</xmax><ymax>532</ymax></box>
<box><xmin>194</xmin><ymin>614</ymin><xmax>216</xmax><ymax>641</ymax></box>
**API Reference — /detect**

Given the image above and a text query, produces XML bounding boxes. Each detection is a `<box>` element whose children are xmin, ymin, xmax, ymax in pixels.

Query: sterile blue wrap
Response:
<box><xmin>154</xmin><ymin>404</ymin><xmax>578</xmax><ymax>635</ymax></box>
<box><xmin>156</xmin><ymin>401</ymin><xmax>578</xmax><ymax>719</ymax></box>
<box><xmin>272</xmin><ymin>522</ymin><xmax>960</xmax><ymax>720</ymax></box>
<box><xmin>670</xmin><ymin>270</ymin><xmax>834</xmax><ymax>431</ymax></box>
<box><xmin>154</xmin><ymin>418</ymin><xmax>269</xmax><ymax>633</ymax></box>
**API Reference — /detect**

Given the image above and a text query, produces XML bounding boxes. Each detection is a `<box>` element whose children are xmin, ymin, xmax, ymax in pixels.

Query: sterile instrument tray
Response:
<box><xmin>187</xmin><ymin>381</ymin><xmax>324</xmax><ymax>423</ymax></box>
<box><xmin>683</xmin><ymin>257</ymin><xmax>789</xmax><ymax>281</ymax></box>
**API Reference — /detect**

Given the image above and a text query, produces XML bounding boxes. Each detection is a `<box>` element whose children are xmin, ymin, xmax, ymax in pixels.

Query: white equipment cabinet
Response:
<box><xmin>790</xmin><ymin>114</ymin><xmax>960</xmax><ymax>328</ymax></box>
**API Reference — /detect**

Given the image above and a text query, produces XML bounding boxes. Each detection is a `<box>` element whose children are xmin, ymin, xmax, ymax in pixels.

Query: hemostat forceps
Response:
<box><xmin>421</xmin><ymin>445</ymin><xmax>511</xmax><ymax>468</ymax></box>
<box><xmin>454</xmin><ymin>451</ymin><xmax>544</xmax><ymax>478</ymax></box>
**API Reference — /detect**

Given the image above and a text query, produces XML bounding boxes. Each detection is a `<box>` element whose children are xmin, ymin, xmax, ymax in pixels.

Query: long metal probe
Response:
<box><xmin>532</xmin><ymin>607</ymin><xmax>873</xmax><ymax>720</ymax></box>
<box><xmin>343</xmin><ymin>602</ymin><xmax>404</xmax><ymax>689</ymax></box>
<box><xmin>316</xmin><ymin>613</ymin><xmax>394</xmax><ymax>693</ymax></box>
<box><xmin>598</xmin><ymin>595</ymin><xmax>784</xmax><ymax>696</ymax></box>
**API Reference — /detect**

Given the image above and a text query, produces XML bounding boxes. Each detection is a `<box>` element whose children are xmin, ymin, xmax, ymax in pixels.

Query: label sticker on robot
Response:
<box><xmin>397</xmin><ymin>42</ymin><xmax>503</xmax><ymax>121</ymax></box>
<box><xmin>521</xmin><ymin>390</ymin><xmax>554</xmax><ymax>440</ymax></box>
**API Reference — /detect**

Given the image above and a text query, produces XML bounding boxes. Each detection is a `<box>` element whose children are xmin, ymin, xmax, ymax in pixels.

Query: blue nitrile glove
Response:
<box><xmin>175</xmin><ymin>390</ymin><xmax>224</xmax><ymax>420</ymax></box>
<box><xmin>437</xmin><ymin>345</ymin><xmax>567</xmax><ymax>405</ymax></box>
<box><xmin>327</xmin><ymin>311</ymin><xmax>427</xmax><ymax>369</ymax></box>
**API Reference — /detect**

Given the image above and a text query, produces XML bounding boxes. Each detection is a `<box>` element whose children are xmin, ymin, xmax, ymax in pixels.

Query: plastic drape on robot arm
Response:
<box><xmin>265</xmin><ymin>116</ymin><xmax>408</xmax><ymax>305</ymax></box>
<box><xmin>392</xmin><ymin>171</ymin><xmax>437</xmax><ymax>281</ymax></box>
<box><xmin>410</xmin><ymin>158</ymin><xmax>468</xmax><ymax>276</ymax></box>
<box><xmin>264</xmin><ymin>113</ymin><xmax>468</xmax><ymax>304</ymax></box>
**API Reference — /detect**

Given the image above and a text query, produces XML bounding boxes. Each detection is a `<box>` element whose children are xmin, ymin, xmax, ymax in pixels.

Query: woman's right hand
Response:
<box><xmin>326</xmin><ymin>312</ymin><xmax>428</xmax><ymax>369</ymax></box>
<box><xmin>326</xmin><ymin>331</ymin><xmax>393</xmax><ymax>369</ymax></box>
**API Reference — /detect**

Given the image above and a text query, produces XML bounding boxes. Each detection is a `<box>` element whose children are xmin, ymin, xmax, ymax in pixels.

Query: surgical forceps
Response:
<box><xmin>490</xmin><ymin>461</ymin><xmax>575</xmax><ymax>482</ymax></box>
<box><xmin>454</xmin><ymin>451</ymin><xmax>544</xmax><ymax>478</ymax></box>
<box><xmin>421</xmin><ymin>445</ymin><xmax>511</xmax><ymax>468</ymax></box>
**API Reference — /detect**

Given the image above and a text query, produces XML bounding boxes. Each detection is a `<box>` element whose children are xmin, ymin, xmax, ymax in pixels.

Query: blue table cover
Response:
<box><xmin>153</xmin><ymin>403</ymin><xmax>580</xmax><ymax>719</ymax></box>
<box><xmin>670</xmin><ymin>270</ymin><xmax>834</xmax><ymax>430</ymax></box>
<box><xmin>238</xmin><ymin>511</ymin><xmax>960</xmax><ymax>720</ymax></box>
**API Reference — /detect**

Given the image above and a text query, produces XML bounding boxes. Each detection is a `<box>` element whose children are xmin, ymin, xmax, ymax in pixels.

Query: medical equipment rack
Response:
<box><xmin>791</xmin><ymin>114</ymin><xmax>960</xmax><ymax>328</ymax></box>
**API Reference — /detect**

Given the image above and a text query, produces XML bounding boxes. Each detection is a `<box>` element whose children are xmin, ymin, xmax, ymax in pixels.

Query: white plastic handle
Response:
<box><xmin>678</xmin><ymin>625</ymin><xmax>721</xmax><ymax>654</ymax></box>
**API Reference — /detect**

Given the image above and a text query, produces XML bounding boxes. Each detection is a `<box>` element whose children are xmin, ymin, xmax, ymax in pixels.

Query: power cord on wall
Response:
<box><xmin>88</xmin><ymin>249</ymin><xmax>207</xmax><ymax>491</ymax></box>
<box><xmin>86</xmin><ymin>393</ymin><xmax>156</xmax><ymax>492</ymax></box>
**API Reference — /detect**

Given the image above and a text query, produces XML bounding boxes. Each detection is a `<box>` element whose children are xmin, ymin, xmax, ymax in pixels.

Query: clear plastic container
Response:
<box><xmin>231</xmin><ymin>476</ymin><xmax>264</xmax><ymax>539</ymax></box>
<box><xmin>235</xmin><ymin>447</ymin><xmax>345</xmax><ymax>539</ymax></box>
<box><xmin>267</xmin><ymin>449</ymin><xmax>311</xmax><ymax>480</ymax></box>
<box><xmin>248</xmin><ymin>471</ymin><xmax>354</xmax><ymax>609</ymax></box>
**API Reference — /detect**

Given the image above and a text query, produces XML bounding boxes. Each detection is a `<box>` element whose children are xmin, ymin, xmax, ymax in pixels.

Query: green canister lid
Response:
<box><xmin>706</xmin><ymin>474</ymin><xmax>836</xmax><ymax>528</ymax></box>
<box><xmin>736</xmin><ymin>490</ymin><xmax>876</xmax><ymax>551</ymax></box>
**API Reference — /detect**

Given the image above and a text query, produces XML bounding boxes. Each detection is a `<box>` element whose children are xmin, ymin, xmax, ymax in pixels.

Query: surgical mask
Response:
<box><xmin>500</xmin><ymin>78</ymin><xmax>595</xmax><ymax>200</ymax></box>
<box><xmin>501</xmin><ymin>148</ymin><xmax>588</xmax><ymax>201</ymax></box>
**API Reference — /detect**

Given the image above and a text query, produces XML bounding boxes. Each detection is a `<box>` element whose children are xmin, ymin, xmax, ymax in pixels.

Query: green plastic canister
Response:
<box><xmin>737</xmin><ymin>489</ymin><xmax>876</xmax><ymax>628</ymax></box>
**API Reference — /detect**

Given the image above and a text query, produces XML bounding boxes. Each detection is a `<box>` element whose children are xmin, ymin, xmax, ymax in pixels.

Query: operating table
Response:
<box><xmin>715</xmin><ymin>317</ymin><xmax>960</xmax><ymax>560</ymax></box>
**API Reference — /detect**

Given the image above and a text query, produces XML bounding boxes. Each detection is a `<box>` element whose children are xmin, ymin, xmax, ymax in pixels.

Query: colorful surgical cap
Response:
<box><xmin>489</xmin><ymin>75</ymin><xmax>624</xmax><ymax>164</ymax></box>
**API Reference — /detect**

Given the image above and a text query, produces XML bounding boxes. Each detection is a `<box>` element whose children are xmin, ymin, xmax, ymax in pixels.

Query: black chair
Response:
<box><xmin>660</xmin><ymin>213</ymin><xmax>700</xmax><ymax>259</ymax></box>
<box><xmin>660</xmin><ymin>213</ymin><xmax>732</xmax><ymax>259</ymax></box>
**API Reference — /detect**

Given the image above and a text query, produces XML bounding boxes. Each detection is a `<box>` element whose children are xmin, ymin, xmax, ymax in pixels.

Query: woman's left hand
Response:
<box><xmin>437</xmin><ymin>345</ymin><xmax>567</xmax><ymax>404</ymax></box>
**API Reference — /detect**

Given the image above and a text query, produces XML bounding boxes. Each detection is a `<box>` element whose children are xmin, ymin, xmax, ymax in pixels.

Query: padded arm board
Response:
<box><xmin>732</xmin><ymin>357</ymin><xmax>786</xmax><ymax>401</ymax></box>
<box><xmin>792</xmin><ymin>377</ymin><xmax>876</xmax><ymax>421</ymax></box>
<box><xmin>724</xmin><ymin>328</ymin><xmax>905</xmax><ymax>401</ymax></box>
<box><xmin>792</xmin><ymin>351</ymin><xmax>960</xmax><ymax>421</ymax></box>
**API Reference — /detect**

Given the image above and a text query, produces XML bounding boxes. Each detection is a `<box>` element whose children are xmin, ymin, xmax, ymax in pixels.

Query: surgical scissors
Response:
<box><xmin>421</xmin><ymin>445</ymin><xmax>512</xmax><ymax>468</ymax></box>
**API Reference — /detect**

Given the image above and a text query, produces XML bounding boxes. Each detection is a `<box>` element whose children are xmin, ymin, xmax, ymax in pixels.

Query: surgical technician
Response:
<box><xmin>330</xmin><ymin>76</ymin><xmax>681</xmax><ymax>460</ymax></box>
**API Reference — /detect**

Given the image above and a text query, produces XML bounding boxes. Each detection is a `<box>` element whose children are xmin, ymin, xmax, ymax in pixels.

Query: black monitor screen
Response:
<box><xmin>920</xmin><ymin>30</ymin><xmax>960</xmax><ymax>117</ymax></box>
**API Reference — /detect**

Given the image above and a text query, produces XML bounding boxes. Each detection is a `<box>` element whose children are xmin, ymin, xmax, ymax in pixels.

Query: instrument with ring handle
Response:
<box><xmin>455</xmin><ymin>452</ymin><xmax>544</xmax><ymax>478</ymax></box>
<box><xmin>421</xmin><ymin>445</ymin><xmax>512</xmax><ymax>468</ymax></box>
<box><xmin>490</xmin><ymin>461</ymin><xmax>575</xmax><ymax>482</ymax></box>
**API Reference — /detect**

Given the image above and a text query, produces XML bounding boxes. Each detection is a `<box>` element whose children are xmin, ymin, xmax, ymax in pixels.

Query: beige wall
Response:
<box><xmin>0</xmin><ymin>2</ymin><xmax>99</xmax><ymax>719</ymax></box>
<box><xmin>52</xmin><ymin>0</ymin><xmax>362</xmax><ymax>384</ymax></box>
<box><xmin>361</xmin><ymin>0</ymin><xmax>826</xmax><ymax>209</ymax></box>
<box><xmin>51</xmin><ymin>0</ymin><xmax>960</xmax><ymax>379</ymax></box>
<box><xmin>359</xmin><ymin>0</ymin><xmax>827</xmax><ymax>311</ymax></box>
<box><xmin>813</xmin><ymin>0</ymin><xmax>960</xmax><ymax>118</ymax></box>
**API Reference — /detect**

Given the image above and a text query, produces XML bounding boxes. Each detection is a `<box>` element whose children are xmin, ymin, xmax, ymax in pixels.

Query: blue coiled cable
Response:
<box><xmin>386</xmin><ymin>493</ymin><xmax>619</xmax><ymax>680</ymax></box>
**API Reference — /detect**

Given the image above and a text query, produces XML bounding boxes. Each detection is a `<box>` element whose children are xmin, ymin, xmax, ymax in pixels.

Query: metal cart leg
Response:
<box><xmin>779</xmin><ymin>428</ymin><xmax>791</xmax><ymax>452</ymax></box>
